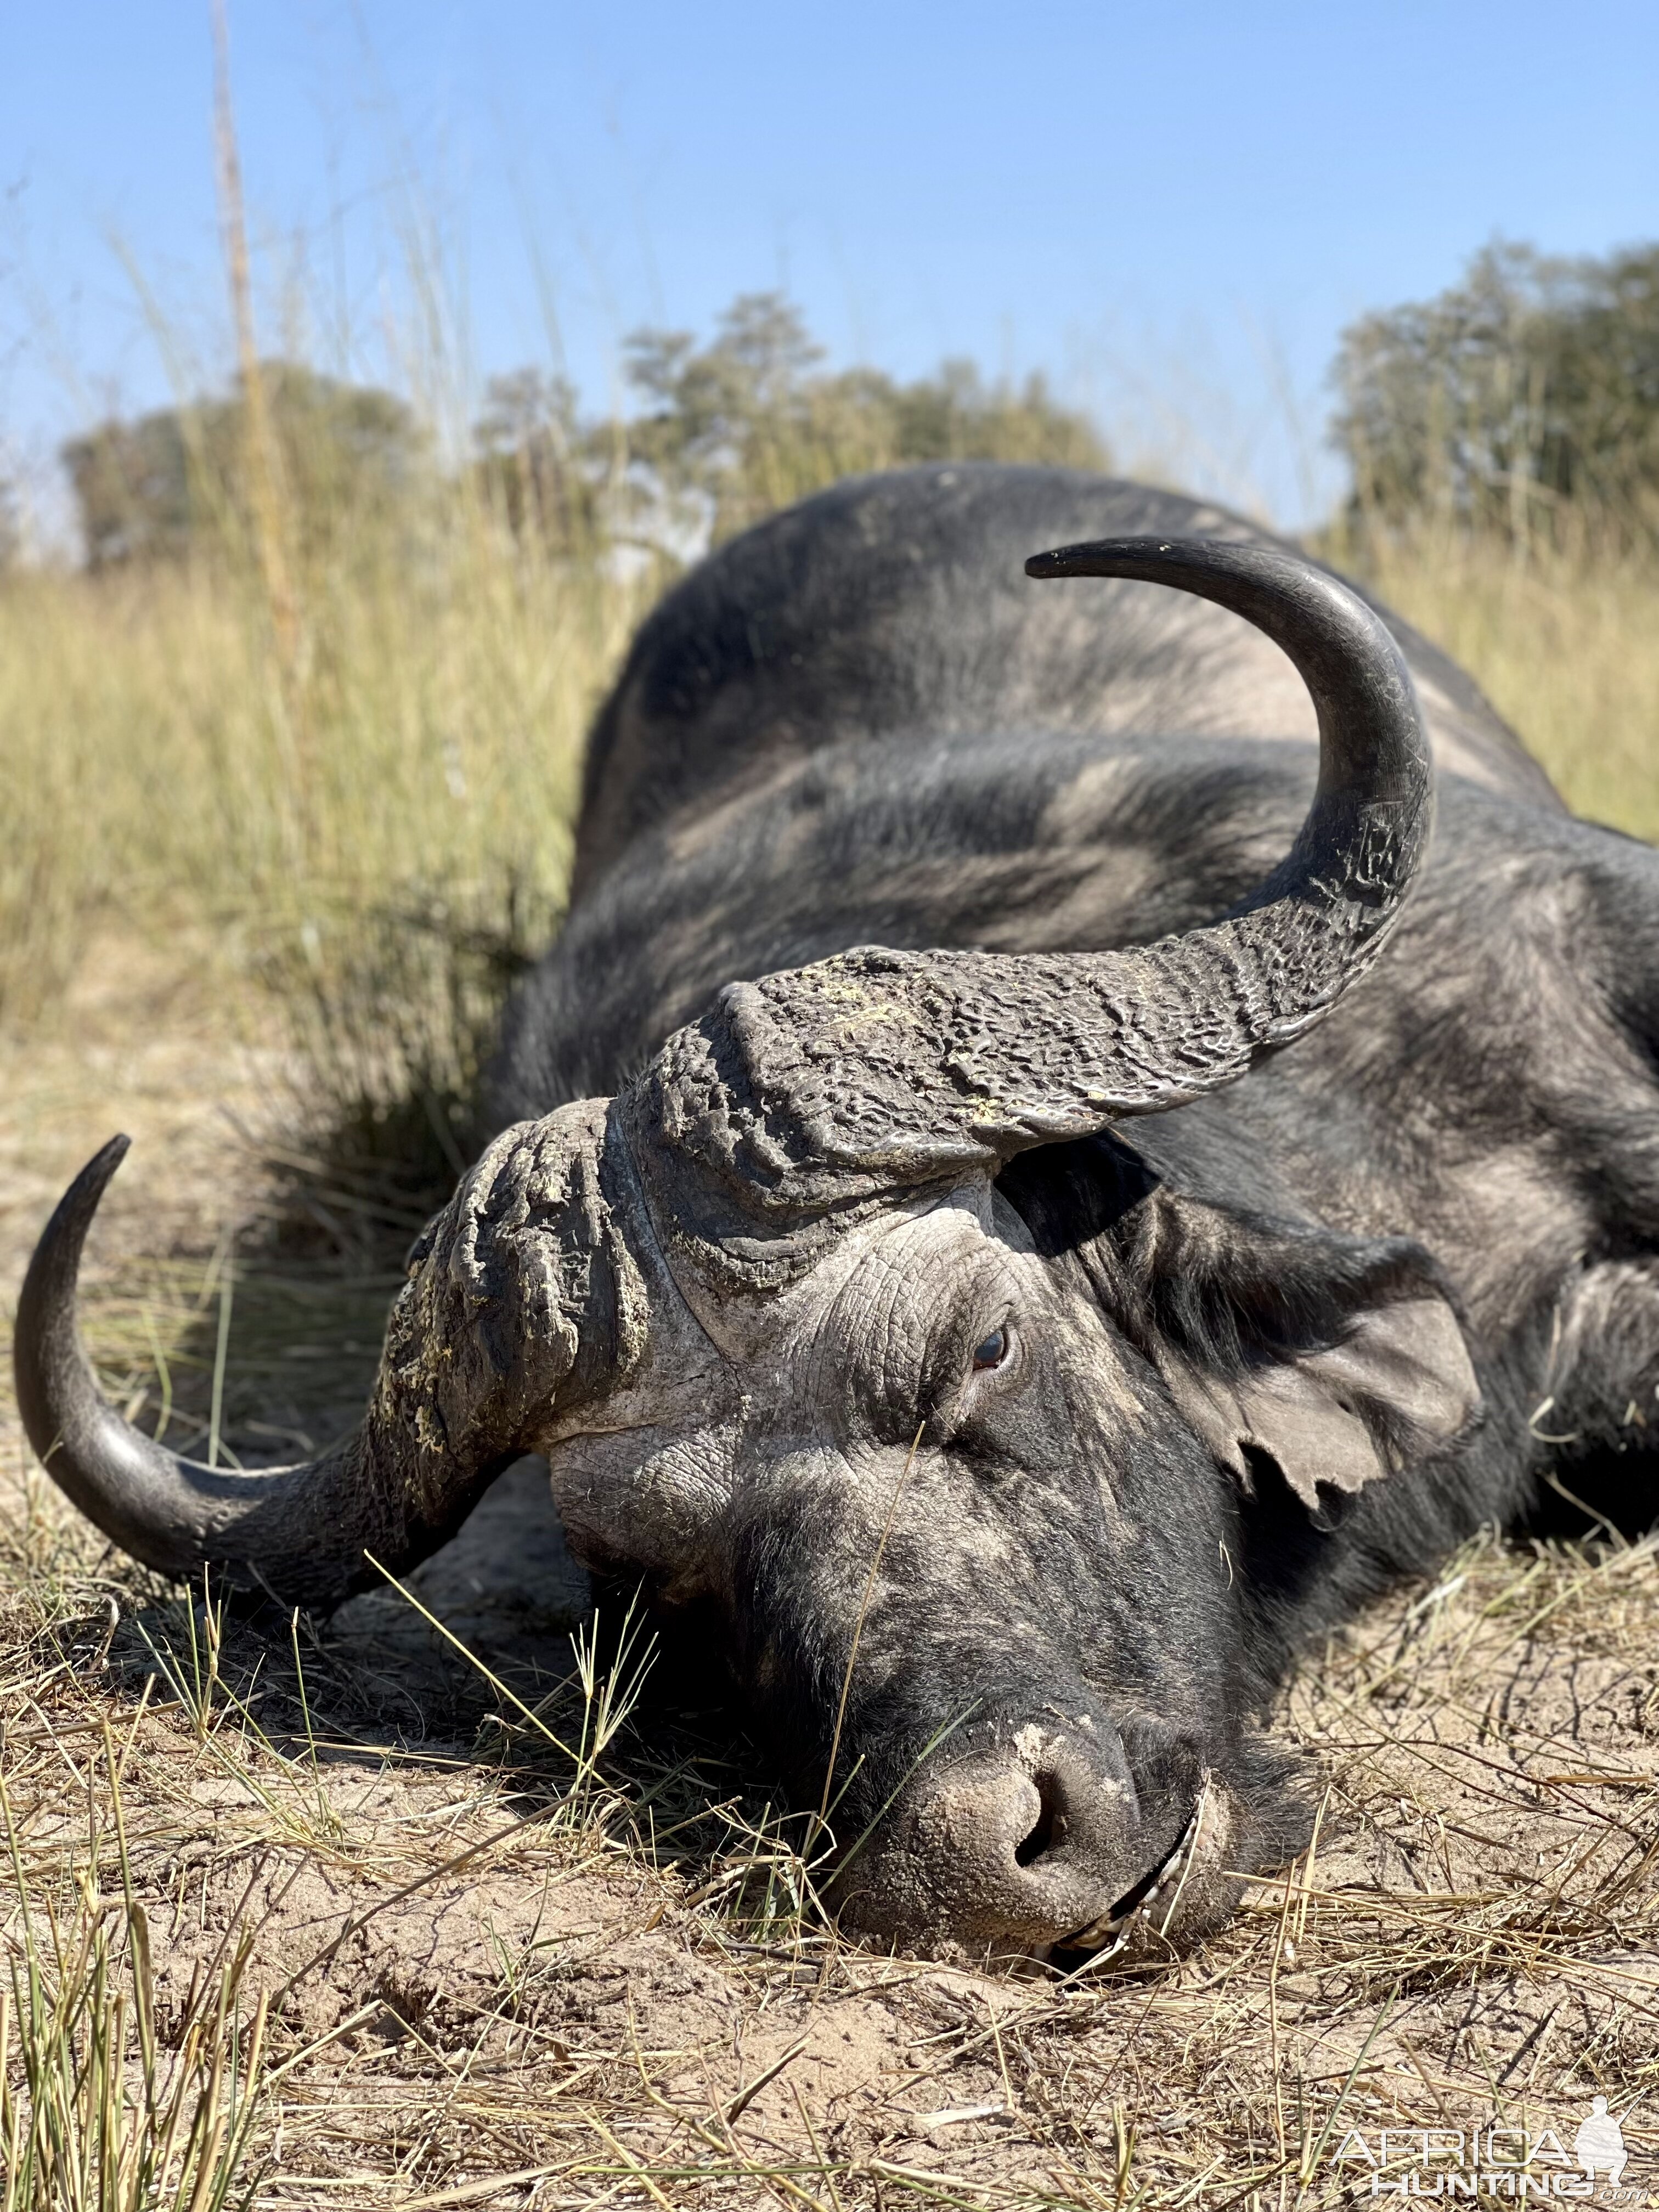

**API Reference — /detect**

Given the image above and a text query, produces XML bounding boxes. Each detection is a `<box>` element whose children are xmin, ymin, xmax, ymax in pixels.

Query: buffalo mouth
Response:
<box><xmin>1059</xmin><ymin>1783</ymin><xmax>1210</xmax><ymax>1958</ymax></box>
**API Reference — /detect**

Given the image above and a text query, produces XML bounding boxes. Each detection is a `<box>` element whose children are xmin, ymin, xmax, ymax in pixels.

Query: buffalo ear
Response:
<box><xmin>1105</xmin><ymin>1176</ymin><xmax>1481</xmax><ymax>1519</ymax></box>
<box><xmin>1160</xmin><ymin>1295</ymin><xmax>1479</xmax><ymax>1517</ymax></box>
<box><xmin>996</xmin><ymin>1131</ymin><xmax>1481</xmax><ymax>1516</ymax></box>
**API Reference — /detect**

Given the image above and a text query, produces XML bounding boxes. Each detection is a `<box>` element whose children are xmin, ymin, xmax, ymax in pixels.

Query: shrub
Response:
<box><xmin>1332</xmin><ymin>240</ymin><xmax>1659</xmax><ymax>548</ymax></box>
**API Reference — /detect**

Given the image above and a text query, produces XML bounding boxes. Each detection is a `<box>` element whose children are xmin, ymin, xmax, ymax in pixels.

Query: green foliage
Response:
<box><xmin>61</xmin><ymin>361</ymin><xmax>421</xmax><ymax>569</ymax></box>
<box><xmin>471</xmin><ymin>367</ymin><xmax>601</xmax><ymax>552</ymax></box>
<box><xmin>61</xmin><ymin>298</ymin><xmax>1105</xmax><ymax>575</ymax></box>
<box><xmin>1333</xmin><ymin>240</ymin><xmax>1659</xmax><ymax>544</ymax></box>
<box><xmin>0</xmin><ymin>478</ymin><xmax>20</xmax><ymax>573</ymax></box>
<box><xmin>475</xmin><ymin>291</ymin><xmax>1109</xmax><ymax>550</ymax></box>
<box><xmin>61</xmin><ymin>409</ymin><xmax>193</xmax><ymax>566</ymax></box>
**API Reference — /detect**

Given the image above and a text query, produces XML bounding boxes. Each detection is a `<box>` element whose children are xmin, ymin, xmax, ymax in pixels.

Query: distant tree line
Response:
<box><xmin>476</xmin><ymin>292</ymin><xmax>1107</xmax><ymax>550</ymax></box>
<box><xmin>58</xmin><ymin>293</ymin><xmax>1107</xmax><ymax>571</ymax></box>
<box><xmin>1332</xmin><ymin>240</ymin><xmax>1659</xmax><ymax>545</ymax></box>
<box><xmin>57</xmin><ymin>255</ymin><xmax>1659</xmax><ymax>569</ymax></box>
<box><xmin>61</xmin><ymin>363</ymin><xmax>420</xmax><ymax>570</ymax></box>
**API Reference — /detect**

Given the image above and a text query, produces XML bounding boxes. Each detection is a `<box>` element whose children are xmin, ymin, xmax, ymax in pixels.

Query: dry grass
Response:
<box><xmin>1336</xmin><ymin>520</ymin><xmax>1659</xmax><ymax>840</ymax></box>
<box><xmin>8</xmin><ymin>1395</ymin><xmax>1659</xmax><ymax>2207</ymax></box>
<box><xmin>7</xmin><ymin>353</ymin><xmax>1659</xmax><ymax>2199</ymax></box>
<box><xmin>8</xmin><ymin>504</ymin><xmax>1657</xmax><ymax>1062</ymax></box>
<box><xmin>0</xmin><ymin>517</ymin><xmax>646</xmax><ymax>1154</ymax></box>
<box><xmin>7</xmin><ymin>801</ymin><xmax>1659</xmax><ymax>2206</ymax></box>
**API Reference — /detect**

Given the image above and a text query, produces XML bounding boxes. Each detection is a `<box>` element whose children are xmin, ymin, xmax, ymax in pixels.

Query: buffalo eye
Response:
<box><xmin>972</xmin><ymin>1325</ymin><xmax>1011</xmax><ymax>1373</ymax></box>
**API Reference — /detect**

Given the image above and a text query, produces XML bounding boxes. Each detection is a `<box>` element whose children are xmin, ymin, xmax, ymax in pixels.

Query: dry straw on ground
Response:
<box><xmin>9</xmin><ymin>1116</ymin><xmax>1659</xmax><ymax>2209</ymax></box>
<box><xmin>7</xmin><ymin>511</ymin><xmax>1659</xmax><ymax>2201</ymax></box>
<box><xmin>7</xmin><ymin>289</ymin><xmax>1659</xmax><ymax>2199</ymax></box>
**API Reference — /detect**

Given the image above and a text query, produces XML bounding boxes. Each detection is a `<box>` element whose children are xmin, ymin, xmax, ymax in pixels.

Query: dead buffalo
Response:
<box><xmin>18</xmin><ymin>466</ymin><xmax>1654</xmax><ymax>1960</ymax></box>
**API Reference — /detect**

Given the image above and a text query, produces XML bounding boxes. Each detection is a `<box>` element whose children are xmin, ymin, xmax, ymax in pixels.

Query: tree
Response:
<box><xmin>618</xmin><ymin>293</ymin><xmax>1109</xmax><ymax>543</ymax></box>
<box><xmin>620</xmin><ymin>293</ymin><xmax>847</xmax><ymax>540</ymax></box>
<box><xmin>61</xmin><ymin>408</ymin><xmax>194</xmax><ymax>567</ymax></box>
<box><xmin>253</xmin><ymin>362</ymin><xmax>420</xmax><ymax>554</ymax></box>
<box><xmin>1332</xmin><ymin>240</ymin><xmax>1659</xmax><ymax>543</ymax></box>
<box><xmin>472</xmin><ymin>368</ymin><xmax>598</xmax><ymax>550</ymax></box>
<box><xmin>475</xmin><ymin>294</ymin><xmax>1109</xmax><ymax>556</ymax></box>
<box><xmin>0</xmin><ymin>475</ymin><xmax>21</xmax><ymax>573</ymax></box>
<box><xmin>61</xmin><ymin>363</ymin><xmax>421</xmax><ymax>569</ymax></box>
<box><xmin>888</xmin><ymin>357</ymin><xmax>1107</xmax><ymax>471</ymax></box>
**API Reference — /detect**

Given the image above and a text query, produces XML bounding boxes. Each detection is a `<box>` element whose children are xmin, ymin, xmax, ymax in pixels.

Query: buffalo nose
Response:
<box><xmin>901</xmin><ymin>1727</ymin><xmax>1150</xmax><ymax>1948</ymax></box>
<box><xmin>1013</xmin><ymin>1742</ymin><xmax>1113</xmax><ymax>1869</ymax></box>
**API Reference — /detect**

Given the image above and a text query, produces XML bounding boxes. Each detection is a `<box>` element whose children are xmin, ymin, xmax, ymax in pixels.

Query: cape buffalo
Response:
<box><xmin>18</xmin><ymin>465</ymin><xmax>1656</xmax><ymax>1960</ymax></box>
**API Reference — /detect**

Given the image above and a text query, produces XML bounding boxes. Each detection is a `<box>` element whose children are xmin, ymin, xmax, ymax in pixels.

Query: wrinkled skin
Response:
<box><xmin>486</xmin><ymin>471</ymin><xmax>1657</xmax><ymax>1954</ymax></box>
<box><xmin>506</xmin><ymin>1125</ymin><xmax>1267</xmax><ymax>1949</ymax></box>
<box><xmin>524</xmin><ymin>1093</ymin><xmax>1480</xmax><ymax>1952</ymax></box>
<box><xmin>685</xmin><ymin>1184</ymin><xmax>1265</xmax><ymax>1951</ymax></box>
<box><xmin>23</xmin><ymin>466</ymin><xmax>1659</xmax><ymax>1960</ymax></box>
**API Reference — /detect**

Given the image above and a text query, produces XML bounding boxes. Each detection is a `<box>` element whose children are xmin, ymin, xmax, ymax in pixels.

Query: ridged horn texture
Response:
<box><xmin>644</xmin><ymin>537</ymin><xmax>1432</xmax><ymax>1216</ymax></box>
<box><xmin>13</xmin><ymin>1107</ymin><xmax>647</xmax><ymax>1607</ymax></box>
<box><xmin>14</xmin><ymin>535</ymin><xmax>1429</xmax><ymax>1604</ymax></box>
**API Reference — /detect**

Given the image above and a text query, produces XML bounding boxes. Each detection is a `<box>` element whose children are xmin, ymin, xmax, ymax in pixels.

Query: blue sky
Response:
<box><xmin>3</xmin><ymin>1</ymin><xmax>1657</xmax><ymax>535</ymax></box>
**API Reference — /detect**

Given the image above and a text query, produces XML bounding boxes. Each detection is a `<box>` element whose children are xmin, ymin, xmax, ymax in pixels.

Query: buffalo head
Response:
<box><xmin>14</xmin><ymin>538</ymin><xmax>1478</xmax><ymax>1956</ymax></box>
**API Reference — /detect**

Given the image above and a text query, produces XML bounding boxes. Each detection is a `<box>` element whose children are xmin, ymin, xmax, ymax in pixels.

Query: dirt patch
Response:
<box><xmin>6</xmin><ymin>948</ymin><xmax>1659</xmax><ymax>2206</ymax></box>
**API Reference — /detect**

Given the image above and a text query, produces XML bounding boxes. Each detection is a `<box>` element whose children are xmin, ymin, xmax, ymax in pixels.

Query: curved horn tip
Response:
<box><xmin>1025</xmin><ymin>543</ymin><xmax>1134</xmax><ymax>580</ymax></box>
<box><xmin>1025</xmin><ymin>538</ymin><xmax>1250</xmax><ymax>583</ymax></box>
<box><xmin>25</xmin><ymin>1133</ymin><xmax>133</xmax><ymax>1283</ymax></box>
<box><xmin>14</xmin><ymin>1134</ymin><xmax>131</xmax><ymax>1443</ymax></box>
<box><xmin>71</xmin><ymin>1132</ymin><xmax>133</xmax><ymax>1209</ymax></box>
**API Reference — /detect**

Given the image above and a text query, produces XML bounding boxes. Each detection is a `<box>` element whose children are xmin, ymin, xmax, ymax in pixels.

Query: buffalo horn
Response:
<box><xmin>13</xmin><ymin>537</ymin><xmax>1429</xmax><ymax>1599</ymax></box>
<box><xmin>644</xmin><ymin>536</ymin><xmax>1433</xmax><ymax>1211</ymax></box>
<box><xmin>13</xmin><ymin>1105</ymin><xmax>645</xmax><ymax>1608</ymax></box>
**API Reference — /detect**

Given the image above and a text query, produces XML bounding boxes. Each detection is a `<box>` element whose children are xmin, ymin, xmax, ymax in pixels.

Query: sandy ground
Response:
<box><xmin>5</xmin><ymin>941</ymin><xmax>1659</xmax><ymax>2207</ymax></box>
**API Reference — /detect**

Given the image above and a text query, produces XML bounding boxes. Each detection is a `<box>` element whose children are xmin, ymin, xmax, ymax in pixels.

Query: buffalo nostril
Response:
<box><xmin>1014</xmin><ymin>1773</ymin><xmax>1066</xmax><ymax>1867</ymax></box>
